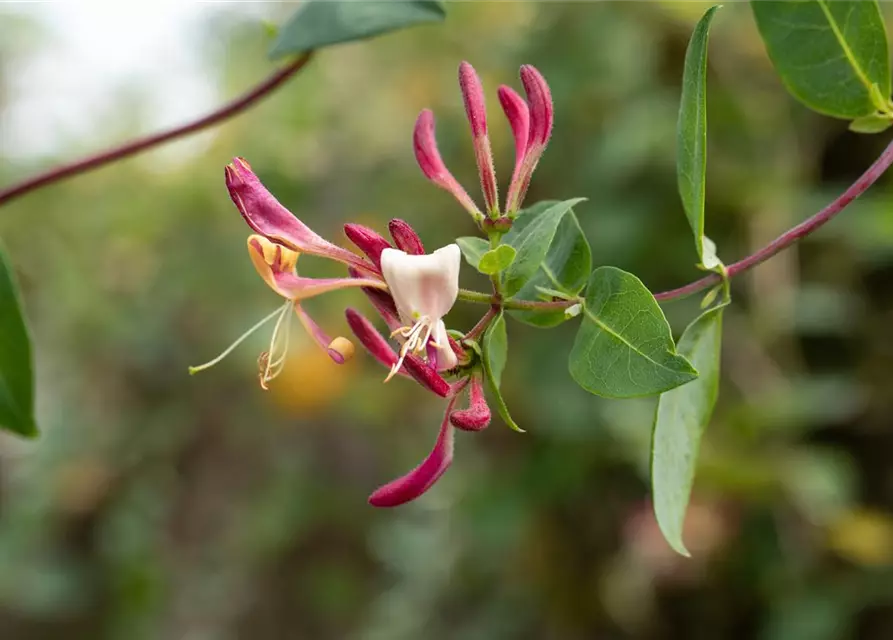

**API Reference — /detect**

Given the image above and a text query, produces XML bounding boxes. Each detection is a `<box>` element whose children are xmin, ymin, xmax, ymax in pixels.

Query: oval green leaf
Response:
<box><xmin>568</xmin><ymin>267</ymin><xmax>698</xmax><ymax>398</ymax></box>
<box><xmin>270</xmin><ymin>0</ymin><xmax>446</xmax><ymax>59</ymax></box>
<box><xmin>751</xmin><ymin>0</ymin><xmax>891</xmax><ymax>119</ymax></box>
<box><xmin>651</xmin><ymin>304</ymin><xmax>725</xmax><ymax>556</ymax></box>
<box><xmin>506</xmin><ymin>202</ymin><xmax>591</xmax><ymax>328</ymax></box>
<box><xmin>0</xmin><ymin>246</ymin><xmax>36</xmax><ymax>437</ymax></box>
<box><xmin>478</xmin><ymin>245</ymin><xmax>516</xmax><ymax>275</ymax></box>
<box><xmin>678</xmin><ymin>6</ymin><xmax>720</xmax><ymax>267</ymax></box>
<box><xmin>502</xmin><ymin>198</ymin><xmax>586</xmax><ymax>298</ymax></box>
<box><xmin>481</xmin><ymin>312</ymin><xmax>523</xmax><ymax>433</ymax></box>
<box><xmin>456</xmin><ymin>236</ymin><xmax>489</xmax><ymax>271</ymax></box>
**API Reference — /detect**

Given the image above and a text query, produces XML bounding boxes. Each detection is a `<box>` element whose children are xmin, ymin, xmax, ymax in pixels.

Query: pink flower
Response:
<box><xmin>413</xmin><ymin>62</ymin><xmax>555</xmax><ymax>220</ymax></box>
<box><xmin>191</xmin><ymin>159</ymin><xmax>391</xmax><ymax>387</ymax></box>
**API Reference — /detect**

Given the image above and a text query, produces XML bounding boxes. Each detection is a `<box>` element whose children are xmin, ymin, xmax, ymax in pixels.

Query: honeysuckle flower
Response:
<box><xmin>360</xmin><ymin>372</ymin><xmax>492</xmax><ymax>507</ymax></box>
<box><xmin>413</xmin><ymin>61</ymin><xmax>554</xmax><ymax>221</ymax></box>
<box><xmin>380</xmin><ymin>244</ymin><xmax>461</xmax><ymax>379</ymax></box>
<box><xmin>190</xmin><ymin>158</ymin><xmax>388</xmax><ymax>388</ymax></box>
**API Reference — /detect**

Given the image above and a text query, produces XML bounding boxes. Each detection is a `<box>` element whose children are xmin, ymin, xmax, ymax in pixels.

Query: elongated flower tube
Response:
<box><xmin>412</xmin><ymin>62</ymin><xmax>554</xmax><ymax>223</ymax></box>
<box><xmin>226</xmin><ymin>157</ymin><xmax>378</xmax><ymax>275</ymax></box>
<box><xmin>368</xmin><ymin>395</ymin><xmax>458</xmax><ymax>507</ymax></box>
<box><xmin>343</xmin><ymin>223</ymin><xmax>392</xmax><ymax>271</ymax></box>
<box><xmin>380</xmin><ymin>244</ymin><xmax>461</xmax><ymax>380</ymax></box>
<box><xmin>345</xmin><ymin>308</ymin><xmax>451</xmax><ymax>397</ymax></box>
<box><xmin>505</xmin><ymin>65</ymin><xmax>554</xmax><ymax>214</ymax></box>
<box><xmin>459</xmin><ymin>61</ymin><xmax>499</xmax><ymax>216</ymax></box>
<box><xmin>498</xmin><ymin>85</ymin><xmax>531</xmax><ymax>214</ymax></box>
<box><xmin>191</xmin><ymin>159</ymin><xmax>391</xmax><ymax>388</ymax></box>
<box><xmin>413</xmin><ymin>110</ymin><xmax>484</xmax><ymax>221</ymax></box>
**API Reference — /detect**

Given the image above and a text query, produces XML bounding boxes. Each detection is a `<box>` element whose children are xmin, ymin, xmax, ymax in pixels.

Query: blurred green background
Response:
<box><xmin>2</xmin><ymin>2</ymin><xmax>893</xmax><ymax>638</ymax></box>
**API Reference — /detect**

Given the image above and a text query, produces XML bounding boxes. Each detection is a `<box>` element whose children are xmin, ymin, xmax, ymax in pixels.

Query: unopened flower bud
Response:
<box><xmin>459</xmin><ymin>61</ymin><xmax>499</xmax><ymax>216</ymax></box>
<box><xmin>388</xmin><ymin>218</ymin><xmax>425</xmax><ymax>255</ymax></box>
<box><xmin>344</xmin><ymin>223</ymin><xmax>391</xmax><ymax>271</ymax></box>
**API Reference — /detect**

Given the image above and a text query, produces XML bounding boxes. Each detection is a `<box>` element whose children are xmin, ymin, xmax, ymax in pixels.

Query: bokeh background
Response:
<box><xmin>2</xmin><ymin>2</ymin><xmax>893</xmax><ymax>638</ymax></box>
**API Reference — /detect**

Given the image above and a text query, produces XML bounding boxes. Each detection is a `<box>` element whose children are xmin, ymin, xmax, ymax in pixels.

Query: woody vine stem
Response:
<box><xmin>0</xmin><ymin>54</ymin><xmax>892</xmax><ymax>311</ymax></box>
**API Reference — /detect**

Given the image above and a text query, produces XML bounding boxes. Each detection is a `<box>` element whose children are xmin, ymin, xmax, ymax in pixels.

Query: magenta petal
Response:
<box><xmin>294</xmin><ymin>304</ymin><xmax>347</xmax><ymax>364</ymax></box>
<box><xmin>498</xmin><ymin>85</ymin><xmax>531</xmax><ymax>213</ymax></box>
<box><xmin>459</xmin><ymin>61</ymin><xmax>499</xmax><ymax>215</ymax></box>
<box><xmin>498</xmin><ymin>85</ymin><xmax>530</xmax><ymax>165</ymax></box>
<box><xmin>226</xmin><ymin>158</ymin><xmax>376</xmax><ymax>274</ymax></box>
<box><xmin>368</xmin><ymin>397</ymin><xmax>457</xmax><ymax>507</ymax></box>
<box><xmin>458</xmin><ymin>61</ymin><xmax>488</xmax><ymax>137</ymax></box>
<box><xmin>450</xmin><ymin>376</ymin><xmax>491</xmax><ymax>431</ymax></box>
<box><xmin>272</xmin><ymin>271</ymin><xmax>384</xmax><ymax>301</ymax></box>
<box><xmin>388</xmin><ymin>219</ymin><xmax>425</xmax><ymax>255</ymax></box>
<box><xmin>413</xmin><ymin>110</ymin><xmax>482</xmax><ymax>218</ymax></box>
<box><xmin>344</xmin><ymin>224</ymin><xmax>392</xmax><ymax>270</ymax></box>
<box><xmin>519</xmin><ymin>65</ymin><xmax>554</xmax><ymax>150</ymax></box>
<box><xmin>345</xmin><ymin>308</ymin><xmax>409</xmax><ymax>376</ymax></box>
<box><xmin>348</xmin><ymin>267</ymin><xmax>401</xmax><ymax>330</ymax></box>
<box><xmin>402</xmin><ymin>355</ymin><xmax>451</xmax><ymax>398</ymax></box>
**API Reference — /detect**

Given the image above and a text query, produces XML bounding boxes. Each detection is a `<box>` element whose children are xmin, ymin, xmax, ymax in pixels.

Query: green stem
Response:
<box><xmin>457</xmin><ymin>288</ymin><xmax>577</xmax><ymax>312</ymax></box>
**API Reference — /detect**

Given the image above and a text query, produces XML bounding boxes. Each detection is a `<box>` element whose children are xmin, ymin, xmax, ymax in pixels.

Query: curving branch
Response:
<box><xmin>654</xmin><ymin>136</ymin><xmax>893</xmax><ymax>302</ymax></box>
<box><xmin>0</xmin><ymin>53</ymin><xmax>314</xmax><ymax>207</ymax></box>
<box><xmin>457</xmin><ymin>135</ymin><xmax>893</xmax><ymax>311</ymax></box>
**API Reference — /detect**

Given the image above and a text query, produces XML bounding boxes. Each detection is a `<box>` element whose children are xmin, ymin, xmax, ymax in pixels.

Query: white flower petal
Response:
<box><xmin>381</xmin><ymin>244</ymin><xmax>460</xmax><ymax>322</ymax></box>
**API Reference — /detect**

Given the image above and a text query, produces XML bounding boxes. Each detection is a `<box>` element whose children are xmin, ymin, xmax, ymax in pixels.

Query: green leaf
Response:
<box><xmin>849</xmin><ymin>112</ymin><xmax>893</xmax><ymax>134</ymax></box>
<box><xmin>751</xmin><ymin>0</ymin><xmax>891</xmax><ymax>119</ymax></box>
<box><xmin>501</xmin><ymin>198</ymin><xmax>586</xmax><ymax>298</ymax></box>
<box><xmin>507</xmin><ymin>203</ymin><xmax>591</xmax><ymax>328</ymax></box>
<box><xmin>651</xmin><ymin>304</ymin><xmax>725</xmax><ymax>556</ymax></box>
<box><xmin>677</xmin><ymin>5</ymin><xmax>720</xmax><ymax>267</ymax></box>
<box><xmin>478</xmin><ymin>245</ymin><xmax>516</xmax><ymax>275</ymax></box>
<box><xmin>0</xmin><ymin>246</ymin><xmax>36</xmax><ymax>437</ymax></box>
<box><xmin>481</xmin><ymin>312</ymin><xmax>523</xmax><ymax>433</ymax></box>
<box><xmin>456</xmin><ymin>237</ymin><xmax>489</xmax><ymax>271</ymax></box>
<box><xmin>270</xmin><ymin>0</ymin><xmax>446</xmax><ymax>59</ymax></box>
<box><xmin>568</xmin><ymin>267</ymin><xmax>698</xmax><ymax>398</ymax></box>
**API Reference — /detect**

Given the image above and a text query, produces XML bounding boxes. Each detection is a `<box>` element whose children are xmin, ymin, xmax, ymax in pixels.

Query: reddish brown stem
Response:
<box><xmin>463</xmin><ymin>305</ymin><xmax>499</xmax><ymax>341</ymax></box>
<box><xmin>462</xmin><ymin>134</ymin><xmax>893</xmax><ymax>311</ymax></box>
<box><xmin>654</xmin><ymin>136</ymin><xmax>893</xmax><ymax>302</ymax></box>
<box><xmin>0</xmin><ymin>53</ymin><xmax>314</xmax><ymax>207</ymax></box>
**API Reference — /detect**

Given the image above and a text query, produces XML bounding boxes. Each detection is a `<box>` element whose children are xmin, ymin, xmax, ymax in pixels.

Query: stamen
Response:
<box><xmin>189</xmin><ymin>304</ymin><xmax>287</xmax><ymax>375</ymax></box>
<box><xmin>259</xmin><ymin>301</ymin><xmax>293</xmax><ymax>389</ymax></box>
<box><xmin>383</xmin><ymin>316</ymin><xmax>437</xmax><ymax>383</ymax></box>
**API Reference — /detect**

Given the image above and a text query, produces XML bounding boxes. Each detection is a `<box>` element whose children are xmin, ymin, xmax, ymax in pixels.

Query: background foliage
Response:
<box><xmin>2</xmin><ymin>2</ymin><xmax>893</xmax><ymax>638</ymax></box>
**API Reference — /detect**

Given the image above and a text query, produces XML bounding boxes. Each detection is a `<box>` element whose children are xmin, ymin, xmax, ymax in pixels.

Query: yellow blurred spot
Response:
<box><xmin>827</xmin><ymin>508</ymin><xmax>893</xmax><ymax>567</ymax></box>
<box><xmin>269</xmin><ymin>342</ymin><xmax>353</xmax><ymax>416</ymax></box>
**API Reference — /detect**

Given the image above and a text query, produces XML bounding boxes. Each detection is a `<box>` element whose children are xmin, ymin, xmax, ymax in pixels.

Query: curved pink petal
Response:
<box><xmin>519</xmin><ymin>65</ymin><xmax>553</xmax><ymax>150</ymax></box>
<box><xmin>498</xmin><ymin>85</ymin><xmax>531</xmax><ymax>213</ymax></box>
<box><xmin>272</xmin><ymin>272</ymin><xmax>386</xmax><ymax>301</ymax></box>
<box><xmin>459</xmin><ymin>61</ymin><xmax>499</xmax><ymax>215</ymax></box>
<box><xmin>226</xmin><ymin>157</ymin><xmax>377</xmax><ymax>274</ymax></box>
<box><xmin>344</xmin><ymin>308</ymin><xmax>408</xmax><ymax>377</ymax></box>
<box><xmin>293</xmin><ymin>304</ymin><xmax>349</xmax><ymax>364</ymax></box>
<box><xmin>450</xmin><ymin>376</ymin><xmax>491</xmax><ymax>431</ymax></box>
<box><xmin>348</xmin><ymin>267</ymin><xmax>401</xmax><ymax>330</ymax></box>
<box><xmin>344</xmin><ymin>223</ymin><xmax>392</xmax><ymax>270</ymax></box>
<box><xmin>368</xmin><ymin>397</ymin><xmax>458</xmax><ymax>507</ymax></box>
<box><xmin>402</xmin><ymin>355</ymin><xmax>451</xmax><ymax>398</ymax></box>
<box><xmin>413</xmin><ymin>110</ymin><xmax>482</xmax><ymax>218</ymax></box>
<box><xmin>388</xmin><ymin>219</ymin><xmax>425</xmax><ymax>255</ymax></box>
